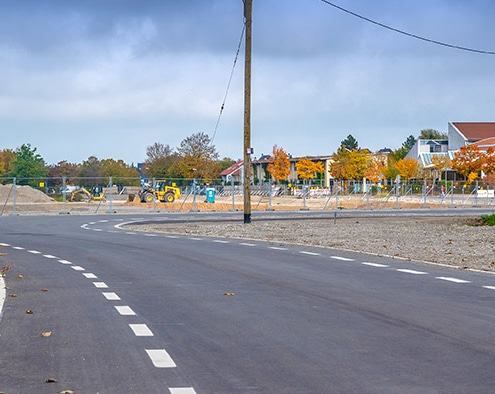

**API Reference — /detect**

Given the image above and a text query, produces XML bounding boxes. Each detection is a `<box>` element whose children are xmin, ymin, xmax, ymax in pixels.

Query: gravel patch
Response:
<box><xmin>126</xmin><ymin>215</ymin><xmax>495</xmax><ymax>273</ymax></box>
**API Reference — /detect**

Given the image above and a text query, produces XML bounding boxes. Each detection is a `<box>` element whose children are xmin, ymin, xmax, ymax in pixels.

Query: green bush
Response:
<box><xmin>481</xmin><ymin>214</ymin><xmax>495</xmax><ymax>226</ymax></box>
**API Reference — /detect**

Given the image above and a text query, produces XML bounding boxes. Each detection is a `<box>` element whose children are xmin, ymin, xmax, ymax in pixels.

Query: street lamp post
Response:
<box><xmin>243</xmin><ymin>0</ymin><xmax>252</xmax><ymax>224</ymax></box>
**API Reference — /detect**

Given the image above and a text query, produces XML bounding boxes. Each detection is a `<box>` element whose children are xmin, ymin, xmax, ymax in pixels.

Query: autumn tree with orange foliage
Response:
<box><xmin>364</xmin><ymin>158</ymin><xmax>385</xmax><ymax>183</ymax></box>
<box><xmin>452</xmin><ymin>144</ymin><xmax>484</xmax><ymax>184</ymax></box>
<box><xmin>267</xmin><ymin>145</ymin><xmax>291</xmax><ymax>184</ymax></box>
<box><xmin>394</xmin><ymin>158</ymin><xmax>419</xmax><ymax>180</ymax></box>
<box><xmin>296</xmin><ymin>157</ymin><xmax>324</xmax><ymax>184</ymax></box>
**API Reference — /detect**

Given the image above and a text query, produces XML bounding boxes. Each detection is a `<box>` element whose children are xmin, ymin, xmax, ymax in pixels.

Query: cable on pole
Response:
<box><xmin>210</xmin><ymin>24</ymin><xmax>246</xmax><ymax>145</ymax></box>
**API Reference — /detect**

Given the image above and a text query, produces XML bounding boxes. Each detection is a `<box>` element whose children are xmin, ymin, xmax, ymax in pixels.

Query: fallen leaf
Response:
<box><xmin>41</xmin><ymin>288</ymin><xmax>48</xmax><ymax>292</ymax></box>
<box><xmin>60</xmin><ymin>390</ymin><xmax>75</xmax><ymax>394</ymax></box>
<box><xmin>0</xmin><ymin>265</ymin><xmax>10</xmax><ymax>272</ymax></box>
<box><xmin>45</xmin><ymin>377</ymin><xmax>58</xmax><ymax>383</ymax></box>
<box><xmin>8</xmin><ymin>293</ymin><xmax>16</xmax><ymax>297</ymax></box>
<box><xmin>41</xmin><ymin>331</ymin><xmax>52</xmax><ymax>337</ymax></box>
<box><xmin>18</xmin><ymin>274</ymin><xmax>24</xmax><ymax>279</ymax></box>
<box><xmin>25</xmin><ymin>309</ymin><xmax>33</xmax><ymax>314</ymax></box>
<box><xmin>223</xmin><ymin>292</ymin><xmax>235</xmax><ymax>296</ymax></box>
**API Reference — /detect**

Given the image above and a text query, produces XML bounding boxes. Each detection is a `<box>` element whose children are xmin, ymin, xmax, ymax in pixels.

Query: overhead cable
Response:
<box><xmin>319</xmin><ymin>0</ymin><xmax>495</xmax><ymax>55</ymax></box>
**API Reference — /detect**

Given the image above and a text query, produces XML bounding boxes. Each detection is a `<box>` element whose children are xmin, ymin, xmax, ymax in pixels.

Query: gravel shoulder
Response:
<box><xmin>126</xmin><ymin>215</ymin><xmax>495</xmax><ymax>273</ymax></box>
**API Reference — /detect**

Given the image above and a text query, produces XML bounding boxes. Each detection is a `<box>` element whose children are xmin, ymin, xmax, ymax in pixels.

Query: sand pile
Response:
<box><xmin>0</xmin><ymin>184</ymin><xmax>53</xmax><ymax>203</ymax></box>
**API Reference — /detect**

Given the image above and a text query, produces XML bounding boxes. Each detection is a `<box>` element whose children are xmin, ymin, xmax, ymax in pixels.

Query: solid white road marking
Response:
<box><xmin>300</xmin><ymin>251</ymin><xmax>320</xmax><ymax>256</ymax></box>
<box><xmin>169</xmin><ymin>388</ymin><xmax>198</xmax><ymax>394</ymax></box>
<box><xmin>436</xmin><ymin>277</ymin><xmax>471</xmax><ymax>284</ymax></box>
<box><xmin>93</xmin><ymin>282</ymin><xmax>109</xmax><ymax>289</ymax></box>
<box><xmin>115</xmin><ymin>306</ymin><xmax>136</xmax><ymax>315</ymax></box>
<box><xmin>397</xmin><ymin>269</ymin><xmax>428</xmax><ymax>275</ymax></box>
<box><xmin>362</xmin><ymin>262</ymin><xmax>389</xmax><ymax>268</ymax></box>
<box><xmin>145</xmin><ymin>349</ymin><xmax>176</xmax><ymax>368</ymax></box>
<box><xmin>129</xmin><ymin>324</ymin><xmax>153</xmax><ymax>336</ymax></box>
<box><xmin>83</xmin><ymin>273</ymin><xmax>97</xmax><ymax>279</ymax></box>
<box><xmin>71</xmin><ymin>266</ymin><xmax>85</xmax><ymax>271</ymax></box>
<box><xmin>102</xmin><ymin>292</ymin><xmax>121</xmax><ymax>300</ymax></box>
<box><xmin>330</xmin><ymin>256</ymin><xmax>354</xmax><ymax>261</ymax></box>
<box><xmin>58</xmin><ymin>260</ymin><xmax>72</xmax><ymax>265</ymax></box>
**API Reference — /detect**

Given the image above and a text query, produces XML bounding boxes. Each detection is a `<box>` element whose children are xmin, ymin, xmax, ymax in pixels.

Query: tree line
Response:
<box><xmin>1</xmin><ymin>128</ymin><xmax>492</xmax><ymax>189</ymax></box>
<box><xmin>0</xmin><ymin>132</ymin><xmax>235</xmax><ymax>187</ymax></box>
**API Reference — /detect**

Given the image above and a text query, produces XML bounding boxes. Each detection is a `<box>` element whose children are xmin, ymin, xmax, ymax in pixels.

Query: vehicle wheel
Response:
<box><xmin>164</xmin><ymin>192</ymin><xmax>175</xmax><ymax>203</ymax></box>
<box><xmin>144</xmin><ymin>192</ymin><xmax>155</xmax><ymax>202</ymax></box>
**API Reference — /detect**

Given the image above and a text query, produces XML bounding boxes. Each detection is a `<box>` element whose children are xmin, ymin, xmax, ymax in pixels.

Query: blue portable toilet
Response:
<box><xmin>206</xmin><ymin>188</ymin><xmax>215</xmax><ymax>203</ymax></box>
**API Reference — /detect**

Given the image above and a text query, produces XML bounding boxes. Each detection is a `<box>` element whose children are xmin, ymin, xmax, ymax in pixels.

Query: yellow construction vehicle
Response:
<box><xmin>138</xmin><ymin>180</ymin><xmax>180</xmax><ymax>203</ymax></box>
<box><xmin>70</xmin><ymin>187</ymin><xmax>105</xmax><ymax>202</ymax></box>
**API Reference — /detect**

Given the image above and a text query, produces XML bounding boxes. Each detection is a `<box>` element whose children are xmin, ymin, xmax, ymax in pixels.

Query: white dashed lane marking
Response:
<box><xmin>145</xmin><ymin>349</ymin><xmax>177</xmax><ymax>368</ymax></box>
<box><xmin>71</xmin><ymin>266</ymin><xmax>85</xmax><ymax>271</ymax></box>
<box><xmin>83</xmin><ymin>273</ymin><xmax>98</xmax><ymax>279</ymax></box>
<box><xmin>102</xmin><ymin>292</ymin><xmax>121</xmax><ymax>300</ymax></box>
<box><xmin>362</xmin><ymin>262</ymin><xmax>389</xmax><ymax>268</ymax></box>
<box><xmin>28</xmin><ymin>250</ymin><xmax>41</xmax><ymax>254</ymax></box>
<box><xmin>268</xmin><ymin>246</ymin><xmax>288</xmax><ymax>251</ymax></box>
<box><xmin>483</xmin><ymin>286</ymin><xmax>495</xmax><ymax>290</ymax></box>
<box><xmin>93</xmin><ymin>282</ymin><xmax>109</xmax><ymax>289</ymax></box>
<box><xmin>58</xmin><ymin>260</ymin><xmax>72</xmax><ymax>265</ymax></box>
<box><xmin>169</xmin><ymin>388</ymin><xmax>198</xmax><ymax>394</ymax></box>
<box><xmin>12</xmin><ymin>246</ymin><xmax>24</xmax><ymax>250</ymax></box>
<box><xmin>397</xmin><ymin>269</ymin><xmax>428</xmax><ymax>275</ymax></box>
<box><xmin>115</xmin><ymin>305</ymin><xmax>136</xmax><ymax>316</ymax></box>
<box><xmin>213</xmin><ymin>240</ymin><xmax>229</xmax><ymax>244</ymax></box>
<box><xmin>300</xmin><ymin>251</ymin><xmax>320</xmax><ymax>256</ymax></box>
<box><xmin>240</xmin><ymin>243</ymin><xmax>256</xmax><ymax>247</ymax></box>
<box><xmin>436</xmin><ymin>277</ymin><xmax>471</xmax><ymax>284</ymax></box>
<box><xmin>330</xmin><ymin>256</ymin><xmax>354</xmax><ymax>261</ymax></box>
<box><xmin>43</xmin><ymin>254</ymin><xmax>57</xmax><ymax>259</ymax></box>
<box><xmin>129</xmin><ymin>324</ymin><xmax>153</xmax><ymax>337</ymax></box>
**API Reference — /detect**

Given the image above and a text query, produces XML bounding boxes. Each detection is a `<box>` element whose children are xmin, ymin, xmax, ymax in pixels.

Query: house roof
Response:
<box><xmin>452</xmin><ymin>122</ymin><xmax>495</xmax><ymax>141</ymax></box>
<box><xmin>219</xmin><ymin>160</ymin><xmax>243</xmax><ymax>177</ymax></box>
<box><xmin>471</xmin><ymin>137</ymin><xmax>495</xmax><ymax>151</ymax></box>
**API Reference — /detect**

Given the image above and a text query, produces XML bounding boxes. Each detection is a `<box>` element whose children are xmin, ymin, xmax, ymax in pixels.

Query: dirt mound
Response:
<box><xmin>0</xmin><ymin>184</ymin><xmax>54</xmax><ymax>203</ymax></box>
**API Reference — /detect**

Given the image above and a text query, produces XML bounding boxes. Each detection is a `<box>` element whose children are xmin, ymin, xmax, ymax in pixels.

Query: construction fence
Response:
<box><xmin>0</xmin><ymin>176</ymin><xmax>494</xmax><ymax>215</ymax></box>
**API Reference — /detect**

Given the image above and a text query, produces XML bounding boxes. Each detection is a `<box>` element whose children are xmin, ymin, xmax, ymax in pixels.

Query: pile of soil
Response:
<box><xmin>0</xmin><ymin>184</ymin><xmax>53</xmax><ymax>204</ymax></box>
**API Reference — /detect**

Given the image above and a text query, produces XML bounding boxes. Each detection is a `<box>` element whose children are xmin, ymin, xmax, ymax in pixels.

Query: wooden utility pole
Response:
<box><xmin>243</xmin><ymin>0</ymin><xmax>252</xmax><ymax>224</ymax></box>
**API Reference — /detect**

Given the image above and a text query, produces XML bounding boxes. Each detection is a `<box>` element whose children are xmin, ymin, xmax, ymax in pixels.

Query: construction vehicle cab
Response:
<box><xmin>70</xmin><ymin>186</ymin><xmax>105</xmax><ymax>202</ymax></box>
<box><xmin>139</xmin><ymin>180</ymin><xmax>180</xmax><ymax>203</ymax></box>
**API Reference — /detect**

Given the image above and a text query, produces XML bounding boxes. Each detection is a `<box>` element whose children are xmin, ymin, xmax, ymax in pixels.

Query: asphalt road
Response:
<box><xmin>1</xmin><ymin>212</ymin><xmax>495</xmax><ymax>393</ymax></box>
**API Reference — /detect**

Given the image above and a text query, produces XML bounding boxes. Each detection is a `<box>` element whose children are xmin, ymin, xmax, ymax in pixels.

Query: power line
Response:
<box><xmin>210</xmin><ymin>24</ymin><xmax>246</xmax><ymax>145</ymax></box>
<box><xmin>319</xmin><ymin>0</ymin><xmax>495</xmax><ymax>55</ymax></box>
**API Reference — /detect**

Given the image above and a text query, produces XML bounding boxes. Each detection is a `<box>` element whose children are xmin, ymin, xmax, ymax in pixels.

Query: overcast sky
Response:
<box><xmin>1</xmin><ymin>0</ymin><xmax>494</xmax><ymax>165</ymax></box>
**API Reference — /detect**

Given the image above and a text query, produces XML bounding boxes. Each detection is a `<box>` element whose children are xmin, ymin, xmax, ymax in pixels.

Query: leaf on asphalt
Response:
<box><xmin>223</xmin><ymin>292</ymin><xmax>235</xmax><ymax>296</ymax></box>
<box><xmin>60</xmin><ymin>390</ymin><xmax>75</xmax><ymax>394</ymax></box>
<box><xmin>41</xmin><ymin>331</ymin><xmax>52</xmax><ymax>337</ymax></box>
<box><xmin>41</xmin><ymin>288</ymin><xmax>48</xmax><ymax>292</ymax></box>
<box><xmin>45</xmin><ymin>377</ymin><xmax>58</xmax><ymax>383</ymax></box>
<box><xmin>8</xmin><ymin>293</ymin><xmax>16</xmax><ymax>297</ymax></box>
<box><xmin>18</xmin><ymin>274</ymin><xmax>24</xmax><ymax>279</ymax></box>
<box><xmin>25</xmin><ymin>309</ymin><xmax>33</xmax><ymax>314</ymax></box>
<box><xmin>0</xmin><ymin>265</ymin><xmax>10</xmax><ymax>272</ymax></box>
